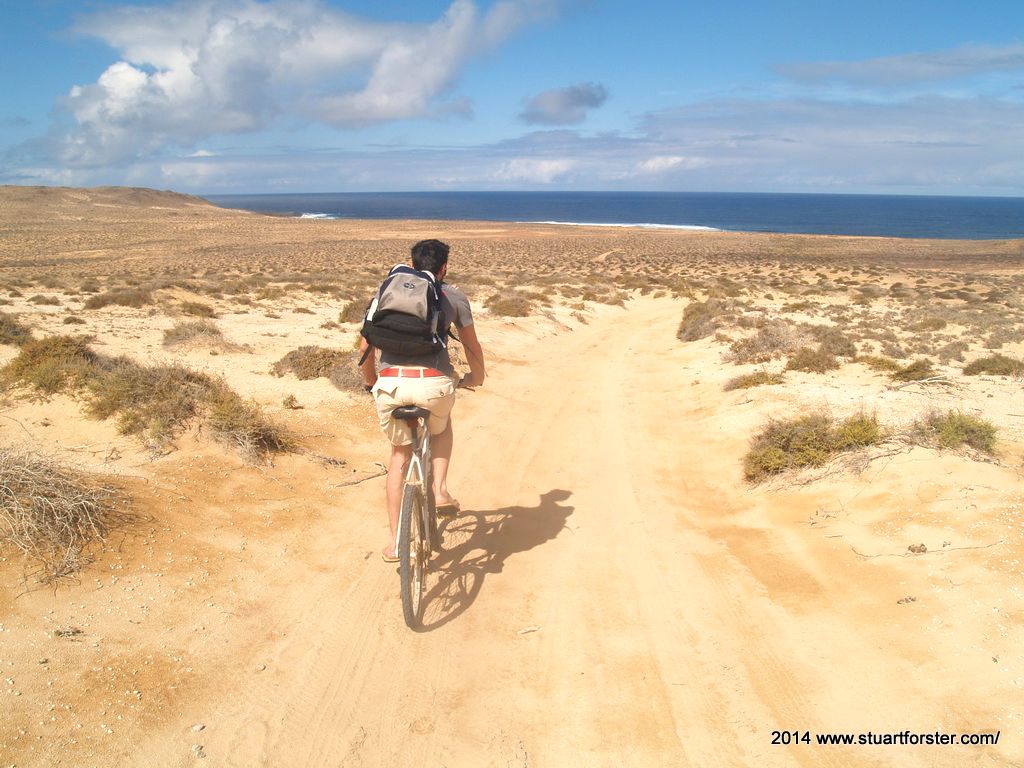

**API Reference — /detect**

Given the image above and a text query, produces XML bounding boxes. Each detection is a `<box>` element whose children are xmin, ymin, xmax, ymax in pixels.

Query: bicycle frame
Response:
<box><xmin>394</xmin><ymin>417</ymin><xmax>433</xmax><ymax>555</ymax></box>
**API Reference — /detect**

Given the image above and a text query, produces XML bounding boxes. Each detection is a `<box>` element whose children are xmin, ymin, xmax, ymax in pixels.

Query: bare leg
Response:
<box><xmin>431</xmin><ymin>419</ymin><xmax>456</xmax><ymax>506</ymax></box>
<box><xmin>383</xmin><ymin>442</ymin><xmax>412</xmax><ymax>558</ymax></box>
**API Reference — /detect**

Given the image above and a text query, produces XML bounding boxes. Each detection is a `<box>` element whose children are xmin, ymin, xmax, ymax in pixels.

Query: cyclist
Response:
<box><xmin>358</xmin><ymin>239</ymin><xmax>486</xmax><ymax>562</ymax></box>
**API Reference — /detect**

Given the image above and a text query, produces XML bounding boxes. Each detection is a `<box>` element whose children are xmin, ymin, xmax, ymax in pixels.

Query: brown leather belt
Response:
<box><xmin>378</xmin><ymin>367</ymin><xmax>445</xmax><ymax>378</ymax></box>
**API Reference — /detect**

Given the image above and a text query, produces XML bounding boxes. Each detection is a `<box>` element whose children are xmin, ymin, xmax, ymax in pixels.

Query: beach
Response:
<box><xmin>1</xmin><ymin>185</ymin><xmax>1023</xmax><ymax>767</ymax></box>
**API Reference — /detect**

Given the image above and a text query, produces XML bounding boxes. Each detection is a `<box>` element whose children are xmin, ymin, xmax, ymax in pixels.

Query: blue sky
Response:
<box><xmin>2</xmin><ymin>0</ymin><xmax>1024</xmax><ymax>195</ymax></box>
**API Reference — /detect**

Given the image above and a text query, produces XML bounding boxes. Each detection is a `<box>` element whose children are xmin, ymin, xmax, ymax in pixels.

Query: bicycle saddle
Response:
<box><xmin>392</xmin><ymin>406</ymin><xmax>431</xmax><ymax>421</ymax></box>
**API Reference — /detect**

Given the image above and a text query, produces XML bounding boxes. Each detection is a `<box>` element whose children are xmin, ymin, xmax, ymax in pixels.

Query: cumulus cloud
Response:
<box><xmin>494</xmin><ymin>157</ymin><xmax>574</xmax><ymax>183</ymax></box>
<box><xmin>46</xmin><ymin>0</ymin><xmax>558</xmax><ymax>166</ymax></box>
<box><xmin>777</xmin><ymin>42</ymin><xmax>1024</xmax><ymax>86</ymax></box>
<box><xmin>519</xmin><ymin>82</ymin><xmax>607</xmax><ymax>125</ymax></box>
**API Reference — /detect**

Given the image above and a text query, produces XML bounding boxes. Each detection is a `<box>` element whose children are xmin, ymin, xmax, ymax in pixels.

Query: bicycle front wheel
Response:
<box><xmin>399</xmin><ymin>483</ymin><xmax>426</xmax><ymax>628</ymax></box>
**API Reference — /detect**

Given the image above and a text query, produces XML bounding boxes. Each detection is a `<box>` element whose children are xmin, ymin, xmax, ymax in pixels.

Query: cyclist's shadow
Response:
<box><xmin>419</xmin><ymin>489</ymin><xmax>574</xmax><ymax>632</ymax></box>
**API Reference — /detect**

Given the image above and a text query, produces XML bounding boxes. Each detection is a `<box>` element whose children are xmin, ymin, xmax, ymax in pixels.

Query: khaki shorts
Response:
<box><xmin>372</xmin><ymin>373</ymin><xmax>457</xmax><ymax>446</ymax></box>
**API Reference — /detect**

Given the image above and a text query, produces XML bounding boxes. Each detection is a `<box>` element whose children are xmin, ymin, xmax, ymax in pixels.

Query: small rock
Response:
<box><xmin>907</xmin><ymin>543</ymin><xmax>927</xmax><ymax>554</ymax></box>
<box><xmin>255</xmin><ymin>664</ymin><xmax>266</xmax><ymax>672</ymax></box>
<box><xmin>191</xmin><ymin>744</ymin><xmax>206</xmax><ymax>759</ymax></box>
<box><xmin>192</xmin><ymin>723</ymin><xmax>205</xmax><ymax>732</ymax></box>
<box><xmin>897</xmin><ymin>596</ymin><xmax>917</xmax><ymax>605</ymax></box>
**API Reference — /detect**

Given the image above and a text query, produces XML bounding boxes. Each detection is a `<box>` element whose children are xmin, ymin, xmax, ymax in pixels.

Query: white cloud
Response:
<box><xmin>494</xmin><ymin>157</ymin><xmax>574</xmax><ymax>183</ymax></box>
<box><xmin>777</xmin><ymin>42</ymin><xmax>1024</xmax><ymax>86</ymax></box>
<box><xmin>520</xmin><ymin>82</ymin><xmax>608</xmax><ymax>125</ymax></box>
<box><xmin>48</xmin><ymin>0</ymin><xmax>559</xmax><ymax>166</ymax></box>
<box><xmin>635</xmin><ymin>155</ymin><xmax>709</xmax><ymax>174</ymax></box>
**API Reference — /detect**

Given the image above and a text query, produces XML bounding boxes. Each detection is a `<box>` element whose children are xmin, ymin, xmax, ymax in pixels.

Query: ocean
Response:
<box><xmin>205</xmin><ymin>191</ymin><xmax>1024</xmax><ymax>240</ymax></box>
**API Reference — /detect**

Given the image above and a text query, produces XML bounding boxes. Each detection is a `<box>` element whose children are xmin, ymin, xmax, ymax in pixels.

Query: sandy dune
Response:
<box><xmin>0</xmin><ymin>187</ymin><xmax>1022</xmax><ymax>767</ymax></box>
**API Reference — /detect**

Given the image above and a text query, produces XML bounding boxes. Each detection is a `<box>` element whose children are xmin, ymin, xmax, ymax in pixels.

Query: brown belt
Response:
<box><xmin>378</xmin><ymin>367</ymin><xmax>445</xmax><ymax>378</ymax></box>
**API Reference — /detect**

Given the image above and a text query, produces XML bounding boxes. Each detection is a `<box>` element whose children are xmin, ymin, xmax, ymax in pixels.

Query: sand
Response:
<box><xmin>0</xmin><ymin>186</ymin><xmax>1022</xmax><ymax>767</ymax></box>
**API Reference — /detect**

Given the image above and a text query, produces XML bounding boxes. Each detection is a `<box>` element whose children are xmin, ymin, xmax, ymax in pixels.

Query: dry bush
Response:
<box><xmin>892</xmin><ymin>358</ymin><xmax>935</xmax><ymax>382</ymax></box>
<box><xmin>180</xmin><ymin>301</ymin><xmax>216</xmax><ymax>318</ymax></box>
<box><xmin>937</xmin><ymin>341</ymin><xmax>969</xmax><ymax>363</ymax></box>
<box><xmin>83</xmin><ymin>288</ymin><xmax>154</xmax><ymax>309</ymax></box>
<box><xmin>1</xmin><ymin>335</ymin><xmax>98</xmax><ymax>394</ymax></box>
<box><xmin>727</xmin><ymin>321</ymin><xmax>799</xmax><ymax>364</ymax></box>
<box><xmin>205</xmin><ymin>385</ymin><xmax>294</xmax><ymax>459</ymax></box>
<box><xmin>162</xmin><ymin>319</ymin><xmax>224</xmax><ymax>348</ymax></box>
<box><xmin>485</xmin><ymin>293</ymin><xmax>535</xmax><ymax>317</ymax></box>
<box><xmin>339</xmin><ymin>300</ymin><xmax>366</xmax><ymax>324</ymax></box>
<box><xmin>678</xmin><ymin>298</ymin><xmax>734</xmax><ymax>342</ymax></box>
<box><xmin>911</xmin><ymin>317</ymin><xmax>947</xmax><ymax>331</ymax></box>
<box><xmin>913</xmin><ymin>411</ymin><xmax>997</xmax><ymax>453</ymax></box>
<box><xmin>273</xmin><ymin>346</ymin><xmax>349</xmax><ymax>380</ymax></box>
<box><xmin>328</xmin><ymin>352</ymin><xmax>365</xmax><ymax>392</ymax></box>
<box><xmin>785</xmin><ymin>346</ymin><xmax>840</xmax><ymax>373</ymax></box>
<box><xmin>28</xmin><ymin>295</ymin><xmax>61</xmax><ymax>306</ymax></box>
<box><xmin>963</xmin><ymin>354</ymin><xmax>1024</xmax><ymax>376</ymax></box>
<box><xmin>292</xmin><ymin>306</ymin><xmax>315</xmax><ymax>314</ymax></box>
<box><xmin>0</xmin><ymin>449</ymin><xmax>125</xmax><ymax>582</ymax></box>
<box><xmin>744</xmin><ymin>411</ymin><xmax>884</xmax><ymax>482</ymax></box>
<box><xmin>723</xmin><ymin>371</ymin><xmax>785</xmax><ymax>391</ymax></box>
<box><xmin>856</xmin><ymin>355</ymin><xmax>902</xmax><ymax>373</ymax></box>
<box><xmin>807</xmin><ymin>325</ymin><xmax>857</xmax><ymax>357</ymax></box>
<box><xmin>0</xmin><ymin>312</ymin><xmax>33</xmax><ymax>346</ymax></box>
<box><xmin>62</xmin><ymin>316</ymin><xmax>87</xmax><ymax>326</ymax></box>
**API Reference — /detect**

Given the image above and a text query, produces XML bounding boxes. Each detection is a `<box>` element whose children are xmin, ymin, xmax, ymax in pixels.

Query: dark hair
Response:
<box><xmin>410</xmin><ymin>239</ymin><xmax>449</xmax><ymax>276</ymax></box>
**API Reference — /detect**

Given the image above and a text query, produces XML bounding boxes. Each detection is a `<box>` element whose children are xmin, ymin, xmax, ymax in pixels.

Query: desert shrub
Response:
<box><xmin>892</xmin><ymin>358</ymin><xmax>935</xmax><ymax>382</ymax></box>
<box><xmin>485</xmin><ymin>293</ymin><xmax>534</xmax><ymax>317</ymax></box>
<box><xmin>984</xmin><ymin>327</ymin><xmax>1024</xmax><ymax>349</ymax></box>
<box><xmin>785</xmin><ymin>346</ymin><xmax>840</xmax><ymax>373</ymax></box>
<box><xmin>180</xmin><ymin>301</ymin><xmax>216</xmax><ymax>318</ymax></box>
<box><xmin>723</xmin><ymin>371</ymin><xmax>785</xmax><ymax>391</ymax></box>
<box><xmin>272</xmin><ymin>346</ymin><xmax>349</xmax><ymax>380</ymax></box>
<box><xmin>678</xmin><ymin>299</ymin><xmax>732</xmax><ymax>342</ymax></box>
<box><xmin>0</xmin><ymin>313</ymin><xmax>33</xmax><ymax>346</ymax></box>
<box><xmin>856</xmin><ymin>355</ymin><xmax>902</xmax><ymax>373</ymax></box>
<box><xmin>292</xmin><ymin>306</ymin><xmax>315</xmax><ymax>314</ymax></box>
<box><xmin>911</xmin><ymin>317</ymin><xmax>947</xmax><ymax>331</ymax></box>
<box><xmin>937</xmin><ymin>341</ymin><xmax>969</xmax><ymax>364</ymax></box>
<box><xmin>962</xmin><ymin>354</ymin><xmax>1024</xmax><ymax>376</ymax></box>
<box><xmin>256</xmin><ymin>286</ymin><xmax>286</xmax><ymax>301</ymax></box>
<box><xmin>915</xmin><ymin>411</ymin><xmax>997</xmax><ymax>453</ymax></box>
<box><xmin>28</xmin><ymin>295</ymin><xmax>61</xmax><ymax>306</ymax></box>
<box><xmin>62</xmin><ymin>316</ymin><xmax>86</xmax><ymax>326</ymax></box>
<box><xmin>83</xmin><ymin>288</ymin><xmax>153</xmax><ymax>309</ymax></box>
<box><xmin>1</xmin><ymin>335</ymin><xmax>98</xmax><ymax>394</ymax></box>
<box><xmin>744</xmin><ymin>411</ymin><xmax>884</xmax><ymax>482</ymax></box>
<box><xmin>726</xmin><ymin>321</ymin><xmax>798</xmax><ymax>364</ymax></box>
<box><xmin>0</xmin><ymin>449</ymin><xmax>124</xmax><ymax>582</ymax></box>
<box><xmin>328</xmin><ymin>353</ymin><xmax>365</xmax><ymax>392</ymax></box>
<box><xmin>79</xmin><ymin>278</ymin><xmax>101</xmax><ymax>294</ymax></box>
<box><xmin>781</xmin><ymin>300</ymin><xmax>814</xmax><ymax>313</ymax></box>
<box><xmin>808</xmin><ymin>326</ymin><xmax>857</xmax><ymax>357</ymax></box>
<box><xmin>162</xmin><ymin>320</ymin><xmax>223</xmax><ymax>347</ymax></box>
<box><xmin>205</xmin><ymin>385</ymin><xmax>294</xmax><ymax>459</ymax></box>
<box><xmin>339</xmin><ymin>300</ymin><xmax>366</xmax><ymax>324</ymax></box>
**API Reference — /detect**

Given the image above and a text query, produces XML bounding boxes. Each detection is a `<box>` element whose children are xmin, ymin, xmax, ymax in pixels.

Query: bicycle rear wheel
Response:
<box><xmin>399</xmin><ymin>483</ymin><xmax>426</xmax><ymax>627</ymax></box>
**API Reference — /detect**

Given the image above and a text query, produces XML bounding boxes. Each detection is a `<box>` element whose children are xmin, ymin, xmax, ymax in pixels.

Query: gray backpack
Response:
<box><xmin>360</xmin><ymin>265</ymin><xmax>444</xmax><ymax>357</ymax></box>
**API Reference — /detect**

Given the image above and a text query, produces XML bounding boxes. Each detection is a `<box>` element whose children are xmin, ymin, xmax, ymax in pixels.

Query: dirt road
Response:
<box><xmin>3</xmin><ymin>297</ymin><xmax>1017</xmax><ymax>767</ymax></box>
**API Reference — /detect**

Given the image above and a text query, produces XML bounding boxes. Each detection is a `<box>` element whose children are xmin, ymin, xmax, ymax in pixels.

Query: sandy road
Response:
<box><xmin>119</xmin><ymin>297</ymin><xmax>1013</xmax><ymax>768</ymax></box>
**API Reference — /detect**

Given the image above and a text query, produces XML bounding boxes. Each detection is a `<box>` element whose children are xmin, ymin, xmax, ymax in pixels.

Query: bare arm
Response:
<box><xmin>358</xmin><ymin>338</ymin><xmax>377</xmax><ymax>388</ymax></box>
<box><xmin>457</xmin><ymin>324</ymin><xmax>486</xmax><ymax>388</ymax></box>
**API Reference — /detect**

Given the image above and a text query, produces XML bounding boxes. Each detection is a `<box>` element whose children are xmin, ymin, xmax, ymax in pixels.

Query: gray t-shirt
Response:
<box><xmin>377</xmin><ymin>284</ymin><xmax>473</xmax><ymax>377</ymax></box>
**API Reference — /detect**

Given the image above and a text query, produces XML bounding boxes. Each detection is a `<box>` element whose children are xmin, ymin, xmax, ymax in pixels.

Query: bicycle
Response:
<box><xmin>392</xmin><ymin>405</ymin><xmax>439</xmax><ymax>628</ymax></box>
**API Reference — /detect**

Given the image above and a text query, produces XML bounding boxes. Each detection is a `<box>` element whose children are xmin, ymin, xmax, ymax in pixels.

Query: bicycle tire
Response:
<box><xmin>399</xmin><ymin>483</ymin><xmax>425</xmax><ymax>628</ymax></box>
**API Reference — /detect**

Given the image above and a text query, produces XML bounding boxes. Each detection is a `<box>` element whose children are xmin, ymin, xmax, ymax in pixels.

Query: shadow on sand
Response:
<box><xmin>417</xmin><ymin>489</ymin><xmax>574</xmax><ymax>632</ymax></box>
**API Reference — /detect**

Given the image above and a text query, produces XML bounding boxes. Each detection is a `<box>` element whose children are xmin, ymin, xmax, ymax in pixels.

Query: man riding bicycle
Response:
<box><xmin>359</xmin><ymin>239</ymin><xmax>486</xmax><ymax>562</ymax></box>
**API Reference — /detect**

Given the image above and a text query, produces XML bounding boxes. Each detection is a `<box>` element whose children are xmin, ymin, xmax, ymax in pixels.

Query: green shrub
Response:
<box><xmin>723</xmin><ymin>371</ymin><xmax>785</xmax><ymax>391</ymax></box>
<box><xmin>785</xmin><ymin>346</ymin><xmax>840</xmax><ymax>373</ymax></box>
<box><xmin>744</xmin><ymin>411</ymin><xmax>885</xmax><ymax>482</ymax></box>
<box><xmin>962</xmin><ymin>354</ymin><xmax>1024</xmax><ymax>376</ymax></box>
<box><xmin>916</xmin><ymin>411</ymin><xmax>997</xmax><ymax>453</ymax></box>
